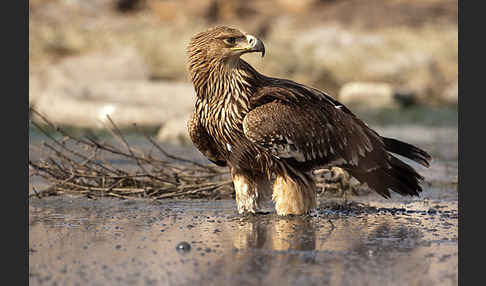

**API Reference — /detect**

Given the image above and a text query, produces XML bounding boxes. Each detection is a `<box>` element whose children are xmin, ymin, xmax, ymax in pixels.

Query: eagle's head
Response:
<box><xmin>187</xmin><ymin>26</ymin><xmax>265</xmax><ymax>87</ymax></box>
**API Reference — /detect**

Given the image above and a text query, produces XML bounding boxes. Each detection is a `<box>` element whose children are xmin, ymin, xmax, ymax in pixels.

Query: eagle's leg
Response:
<box><xmin>231</xmin><ymin>170</ymin><xmax>271</xmax><ymax>214</ymax></box>
<box><xmin>272</xmin><ymin>172</ymin><xmax>316</xmax><ymax>216</ymax></box>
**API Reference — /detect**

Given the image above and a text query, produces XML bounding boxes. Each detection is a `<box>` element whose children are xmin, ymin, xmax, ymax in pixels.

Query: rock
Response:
<box><xmin>31</xmin><ymin>79</ymin><xmax>196</xmax><ymax>129</ymax></box>
<box><xmin>274</xmin><ymin>24</ymin><xmax>457</xmax><ymax>104</ymax></box>
<box><xmin>277</xmin><ymin>0</ymin><xmax>319</xmax><ymax>14</ymax></box>
<box><xmin>338</xmin><ymin>82</ymin><xmax>399</xmax><ymax>108</ymax></box>
<box><xmin>116</xmin><ymin>0</ymin><xmax>146</xmax><ymax>12</ymax></box>
<box><xmin>29</xmin><ymin>46</ymin><xmax>150</xmax><ymax>106</ymax></box>
<box><xmin>57</xmin><ymin>46</ymin><xmax>150</xmax><ymax>82</ymax></box>
<box><xmin>338</xmin><ymin>82</ymin><xmax>420</xmax><ymax>108</ymax></box>
<box><xmin>32</xmin><ymin>93</ymin><xmax>171</xmax><ymax>129</ymax></box>
<box><xmin>29</xmin><ymin>73</ymin><xmax>46</xmax><ymax>106</ymax></box>
<box><xmin>29</xmin><ymin>46</ymin><xmax>198</xmax><ymax>130</ymax></box>
<box><xmin>392</xmin><ymin>87</ymin><xmax>419</xmax><ymax>107</ymax></box>
<box><xmin>441</xmin><ymin>80</ymin><xmax>458</xmax><ymax>105</ymax></box>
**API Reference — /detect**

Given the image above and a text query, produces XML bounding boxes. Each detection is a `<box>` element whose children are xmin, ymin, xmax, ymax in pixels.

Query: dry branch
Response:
<box><xmin>29</xmin><ymin>109</ymin><xmax>362</xmax><ymax>201</ymax></box>
<box><xmin>29</xmin><ymin>109</ymin><xmax>233</xmax><ymax>200</ymax></box>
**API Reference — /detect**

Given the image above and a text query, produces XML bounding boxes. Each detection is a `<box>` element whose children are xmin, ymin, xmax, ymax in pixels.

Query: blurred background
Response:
<box><xmin>29</xmin><ymin>0</ymin><xmax>458</xmax><ymax>143</ymax></box>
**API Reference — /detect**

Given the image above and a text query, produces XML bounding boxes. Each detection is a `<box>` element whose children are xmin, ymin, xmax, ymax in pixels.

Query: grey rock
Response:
<box><xmin>30</xmin><ymin>47</ymin><xmax>197</xmax><ymax>129</ymax></box>
<box><xmin>339</xmin><ymin>82</ymin><xmax>398</xmax><ymax>108</ymax></box>
<box><xmin>441</xmin><ymin>80</ymin><xmax>458</xmax><ymax>105</ymax></box>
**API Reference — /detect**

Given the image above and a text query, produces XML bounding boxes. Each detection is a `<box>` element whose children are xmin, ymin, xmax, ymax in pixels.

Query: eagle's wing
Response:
<box><xmin>187</xmin><ymin>111</ymin><xmax>226</xmax><ymax>166</ymax></box>
<box><xmin>243</xmin><ymin>85</ymin><xmax>429</xmax><ymax>198</ymax></box>
<box><xmin>243</xmin><ymin>92</ymin><xmax>375</xmax><ymax>170</ymax></box>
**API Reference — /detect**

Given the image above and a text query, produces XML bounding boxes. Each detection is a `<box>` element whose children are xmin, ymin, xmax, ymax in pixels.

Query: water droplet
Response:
<box><xmin>176</xmin><ymin>241</ymin><xmax>191</xmax><ymax>254</ymax></box>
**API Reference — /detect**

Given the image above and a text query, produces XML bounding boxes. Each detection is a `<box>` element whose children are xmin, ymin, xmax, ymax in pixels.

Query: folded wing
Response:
<box><xmin>243</xmin><ymin>84</ymin><xmax>430</xmax><ymax>198</ymax></box>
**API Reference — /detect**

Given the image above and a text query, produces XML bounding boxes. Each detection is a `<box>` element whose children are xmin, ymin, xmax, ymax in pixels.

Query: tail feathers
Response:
<box><xmin>349</xmin><ymin>154</ymin><xmax>425</xmax><ymax>199</ymax></box>
<box><xmin>382</xmin><ymin>137</ymin><xmax>432</xmax><ymax>167</ymax></box>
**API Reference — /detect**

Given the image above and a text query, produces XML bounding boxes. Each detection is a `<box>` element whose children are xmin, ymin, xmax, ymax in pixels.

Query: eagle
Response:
<box><xmin>187</xmin><ymin>26</ymin><xmax>431</xmax><ymax>216</ymax></box>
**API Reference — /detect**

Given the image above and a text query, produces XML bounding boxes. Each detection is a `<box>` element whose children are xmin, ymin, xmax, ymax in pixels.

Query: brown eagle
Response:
<box><xmin>187</xmin><ymin>26</ymin><xmax>431</xmax><ymax>216</ymax></box>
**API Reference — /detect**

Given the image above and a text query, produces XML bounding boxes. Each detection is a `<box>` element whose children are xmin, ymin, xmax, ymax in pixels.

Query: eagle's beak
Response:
<box><xmin>245</xmin><ymin>34</ymin><xmax>265</xmax><ymax>58</ymax></box>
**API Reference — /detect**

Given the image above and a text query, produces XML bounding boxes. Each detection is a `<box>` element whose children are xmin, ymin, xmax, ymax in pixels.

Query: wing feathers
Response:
<box><xmin>187</xmin><ymin>111</ymin><xmax>227</xmax><ymax>166</ymax></box>
<box><xmin>382</xmin><ymin>137</ymin><xmax>431</xmax><ymax>167</ymax></box>
<box><xmin>243</xmin><ymin>98</ymin><xmax>373</xmax><ymax>171</ymax></box>
<box><xmin>243</xmin><ymin>83</ymin><xmax>430</xmax><ymax>198</ymax></box>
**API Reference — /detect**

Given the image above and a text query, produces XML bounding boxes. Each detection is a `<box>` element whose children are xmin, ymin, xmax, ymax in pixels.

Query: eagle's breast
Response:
<box><xmin>195</xmin><ymin>66</ymin><xmax>255</xmax><ymax>159</ymax></box>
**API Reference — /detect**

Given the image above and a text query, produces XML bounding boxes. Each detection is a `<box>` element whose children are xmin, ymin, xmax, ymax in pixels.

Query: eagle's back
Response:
<box><xmin>242</xmin><ymin>78</ymin><xmax>431</xmax><ymax>198</ymax></box>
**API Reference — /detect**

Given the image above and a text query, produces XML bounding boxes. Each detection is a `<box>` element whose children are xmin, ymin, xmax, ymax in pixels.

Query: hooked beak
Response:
<box><xmin>245</xmin><ymin>34</ymin><xmax>265</xmax><ymax>57</ymax></box>
<box><xmin>231</xmin><ymin>34</ymin><xmax>265</xmax><ymax>58</ymax></box>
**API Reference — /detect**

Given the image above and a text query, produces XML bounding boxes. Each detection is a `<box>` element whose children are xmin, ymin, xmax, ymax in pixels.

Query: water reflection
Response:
<box><xmin>29</xmin><ymin>199</ymin><xmax>457</xmax><ymax>285</ymax></box>
<box><xmin>233</xmin><ymin>216</ymin><xmax>317</xmax><ymax>251</ymax></box>
<box><xmin>231</xmin><ymin>213</ymin><xmax>425</xmax><ymax>253</ymax></box>
<box><xmin>211</xmin><ymin>211</ymin><xmax>456</xmax><ymax>286</ymax></box>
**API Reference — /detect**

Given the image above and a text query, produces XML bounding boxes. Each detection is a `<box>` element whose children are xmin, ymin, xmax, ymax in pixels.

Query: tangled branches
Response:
<box><xmin>29</xmin><ymin>110</ymin><xmax>233</xmax><ymax>200</ymax></box>
<box><xmin>29</xmin><ymin>110</ymin><xmax>363</xmax><ymax>201</ymax></box>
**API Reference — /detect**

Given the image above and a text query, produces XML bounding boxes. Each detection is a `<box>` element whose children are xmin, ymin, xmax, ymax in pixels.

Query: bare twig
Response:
<box><xmin>29</xmin><ymin>109</ymin><xmax>231</xmax><ymax>200</ymax></box>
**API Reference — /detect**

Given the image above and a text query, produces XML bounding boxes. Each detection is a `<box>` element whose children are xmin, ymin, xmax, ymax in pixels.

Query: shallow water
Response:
<box><xmin>29</xmin><ymin>107</ymin><xmax>458</xmax><ymax>285</ymax></box>
<box><xmin>29</xmin><ymin>194</ymin><xmax>457</xmax><ymax>286</ymax></box>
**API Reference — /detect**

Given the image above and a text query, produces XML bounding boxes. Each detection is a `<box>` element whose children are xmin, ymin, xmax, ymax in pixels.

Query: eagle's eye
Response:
<box><xmin>223</xmin><ymin>37</ymin><xmax>236</xmax><ymax>45</ymax></box>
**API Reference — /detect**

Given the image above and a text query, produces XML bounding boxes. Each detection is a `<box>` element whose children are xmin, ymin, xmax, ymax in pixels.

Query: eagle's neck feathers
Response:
<box><xmin>192</xmin><ymin>58</ymin><xmax>260</xmax><ymax>144</ymax></box>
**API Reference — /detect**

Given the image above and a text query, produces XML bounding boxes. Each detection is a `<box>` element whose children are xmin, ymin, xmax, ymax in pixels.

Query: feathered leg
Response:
<box><xmin>231</xmin><ymin>169</ymin><xmax>272</xmax><ymax>214</ymax></box>
<box><xmin>272</xmin><ymin>171</ymin><xmax>316</xmax><ymax>216</ymax></box>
